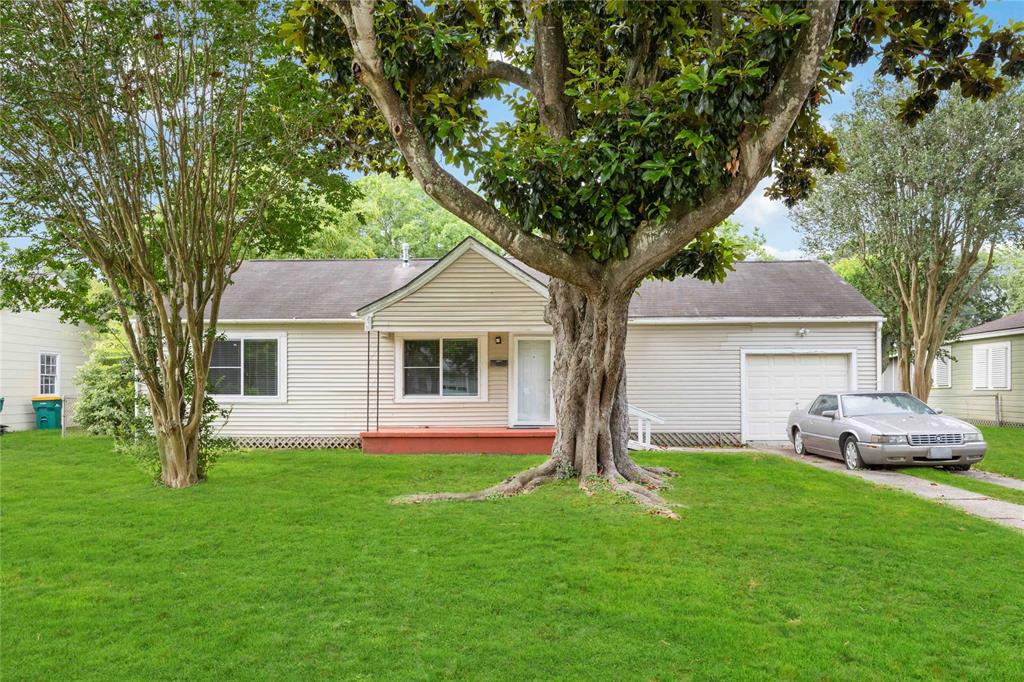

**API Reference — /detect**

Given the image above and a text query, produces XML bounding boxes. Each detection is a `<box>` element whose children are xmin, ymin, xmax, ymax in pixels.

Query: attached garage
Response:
<box><xmin>742</xmin><ymin>351</ymin><xmax>855</xmax><ymax>441</ymax></box>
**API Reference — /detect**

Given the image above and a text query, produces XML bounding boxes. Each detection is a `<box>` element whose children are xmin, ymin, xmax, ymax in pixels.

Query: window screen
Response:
<box><xmin>39</xmin><ymin>353</ymin><xmax>58</xmax><ymax>394</ymax></box>
<box><xmin>244</xmin><ymin>340</ymin><xmax>278</xmax><ymax>396</ymax></box>
<box><xmin>403</xmin><ymin>339</ymin><xmax>440</xmax><ymax>395</ymax></box>
<box><xmin>208</xmin><ymin>338</ymin><xmax>278</xmax><ymax>397</ymax></box>
<box><xmin>442</xmin><ymin>338</ymin><xmax>478</xmax><ymax>396</ymax></box>
<box><xmin>402</xmin><ymin>338</ymin><xmax>479</xmax><ymax>397</ymax></box>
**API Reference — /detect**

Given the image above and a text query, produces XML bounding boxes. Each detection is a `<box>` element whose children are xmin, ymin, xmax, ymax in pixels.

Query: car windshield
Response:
<box><xmin>841</xmin><ymin>393</ymin><xmax>935</xmax><ymax>417</ymax></box>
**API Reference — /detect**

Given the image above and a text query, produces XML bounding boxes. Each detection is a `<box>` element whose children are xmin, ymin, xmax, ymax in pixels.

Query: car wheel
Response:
<box><xmin>793</xmin><ymin>429</ymin><xmax>807</xmax><ymax>456</ymax></box>
<box><xmin>842</xmin><ymin>436</ymin><xmax>866</xmax><ymax>470</ymax></box>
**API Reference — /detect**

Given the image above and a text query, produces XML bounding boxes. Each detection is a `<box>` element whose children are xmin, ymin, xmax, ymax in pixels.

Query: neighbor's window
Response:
<box><xmin>39</xmin><ymin>353</ymin><xmax>59</xmax><ymax>394</ymax></box>
<box><xmin>972</xmin><ymin>342</ymin><xmax>1011</xmax><ymax>391</ymax></box>
<box><xmin>402</xmin><ymin>337</ymin><xmax>479</xmax><ymax>397</ymax></box>
<box><xmin>208</xmin><ymin>338</ymin><xmax>279</xmax><ymax>397</ymax></box>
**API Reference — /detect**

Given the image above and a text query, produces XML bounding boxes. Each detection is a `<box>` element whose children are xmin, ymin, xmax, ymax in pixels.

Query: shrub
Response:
<box><xmin>75</xmin><ymin>329</ymin><xmax>232</xmax><ymax>481</ymax></box>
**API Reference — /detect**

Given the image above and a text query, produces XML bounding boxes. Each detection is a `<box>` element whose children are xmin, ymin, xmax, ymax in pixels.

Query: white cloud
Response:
<box><xmin>729</xmin><ymin>178</ymin><xmax>804</xmax><ymax>253</ymax></box>
<box><xmin>764</xmin><ymin>245</ymin><xmax>811</xmax><ymax>261</ymax></box>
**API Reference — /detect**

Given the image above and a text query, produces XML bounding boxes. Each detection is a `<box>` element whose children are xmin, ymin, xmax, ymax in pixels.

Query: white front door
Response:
<box><xmin>514</xmin><ymin>338</ymin><xmax>553</xmax><ymax>425</ymax></box>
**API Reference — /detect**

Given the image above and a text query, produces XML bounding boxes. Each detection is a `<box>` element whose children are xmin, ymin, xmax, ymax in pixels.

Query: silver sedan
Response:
<box><xmin>786</xmin><ymin>392</ymin><xmax>986</xmax><ymax>470</ymax></box>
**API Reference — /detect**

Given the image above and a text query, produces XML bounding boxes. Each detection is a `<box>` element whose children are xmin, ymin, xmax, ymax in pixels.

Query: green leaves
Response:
<box><xmin>285</xmin><ymin>0</ymin><xmax>1023</xmax><ymax>275</ymax></box>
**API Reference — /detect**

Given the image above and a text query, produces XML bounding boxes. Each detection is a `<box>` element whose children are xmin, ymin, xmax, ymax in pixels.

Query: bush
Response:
<box><xmin>74</xmin><ymin>332</ymin><xmax>145</xmax><ymax>438</ymax></box>
<box><xmin>75</xmin><ymin>329</ymin><xmax>232</xmax><ymax>481</ymax></box>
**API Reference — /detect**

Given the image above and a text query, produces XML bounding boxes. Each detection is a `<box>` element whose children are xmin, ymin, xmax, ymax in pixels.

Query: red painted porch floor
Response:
<box><xmin>360</xmin><ymin>427</ymin><xmax>555</xmax><ymax>455</ymax></box>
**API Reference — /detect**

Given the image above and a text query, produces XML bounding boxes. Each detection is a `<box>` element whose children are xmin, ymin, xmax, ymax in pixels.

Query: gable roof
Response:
<box><xmin>959</xmin><ymin>311</ymin><xmax>1024</xmax><ymax>338</ymax></box>
<box><xmin>213</xmin><ymin>245</ymin><xmax>882</xmax><ymax>322</ymax></box>
<box><xmin>355</xmin><ymin>238</ymin><xmax>547</xmax><ymax>317</ymax></box>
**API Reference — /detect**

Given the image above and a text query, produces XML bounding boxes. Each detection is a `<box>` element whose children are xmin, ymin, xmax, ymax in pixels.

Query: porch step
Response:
<box><xmin>361</xmin><ymin>427</ymin><xmax>555</xmax><ymax>455</ymax></box>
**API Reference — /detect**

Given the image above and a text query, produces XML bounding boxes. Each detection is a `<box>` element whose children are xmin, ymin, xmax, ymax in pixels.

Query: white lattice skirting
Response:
<box><xmin>231</xmin><ymin>435</ymin><xmax>362</xmax><ymax>450</ymax></box>
<box><xmin>651</xmin><ymin>432</ymin><xmax>742</xmax><ymax>448</ymax></box>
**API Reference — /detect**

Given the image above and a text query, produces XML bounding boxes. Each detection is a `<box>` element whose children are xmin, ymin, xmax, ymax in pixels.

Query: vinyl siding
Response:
<box><xmin>623</xmin><ymin>322</ymin><xmax>879</xmax><ymax>433</ymax></box>
<box><xmin>0</xmin><ymin>309</ymin><xmax>92</xmax><ymax>431</ymax></box>
<box><xmin>928</xmin><ymin>333</ymin><xmax>1023</xmax><ymax>425</ymax></box>
<box><xmin>370</xmin><ymin>248</ymin><xmax>549</xmax><ymax>332</ymax></box>
<box><xmin>212</xmin><ymin>324</ymin><xmax>516</xmax><ymax>436</ymax></box>
<box><xmin>215</xmin><ymin>320</ymin><xmax>879</xmax><ymax>438</ymax></box>
<box><xmin>210</xmin><ymin>323</ymin><xmax>369</xmax><ymax>437</ymax></box>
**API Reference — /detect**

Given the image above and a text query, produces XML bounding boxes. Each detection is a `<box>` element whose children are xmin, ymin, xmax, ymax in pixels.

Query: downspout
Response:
<box><xmin>376</xmin><ymin>331</ymin><xmax>381</xmax><ymax>431</ymax></box>
<box><xmin>876</xmin><ymin>320</ymin><xmax>883</xmax><ymax>390</ymax></box>
<box><xmin>366</xmin><ymin>330</ymin><xmax>370</xmax><ymax>433</ymax></box>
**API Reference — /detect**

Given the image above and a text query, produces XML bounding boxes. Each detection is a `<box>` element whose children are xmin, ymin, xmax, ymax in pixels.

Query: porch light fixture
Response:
<box><xmin>797</xmin><ymin>328</ymin><xmax>809</xmax><ymax>337</ymax></box>
<box><xmin>495</xmin><ymin>336</ymin><xmax>502</xmax><ymax>344</ymax></box>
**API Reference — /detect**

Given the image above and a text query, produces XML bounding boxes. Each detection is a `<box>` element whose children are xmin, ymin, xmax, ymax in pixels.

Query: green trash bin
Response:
<box><xmin>32</xmin><ymin>396</ymin><xmax>63</xmax><ymax>430</ymax></box>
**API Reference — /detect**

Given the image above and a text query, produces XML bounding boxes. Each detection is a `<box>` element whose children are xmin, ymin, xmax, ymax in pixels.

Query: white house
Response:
<box><xmin>206</xmin><ymin>238</ymin><xmax>883</xmax><ymax>452</ymax></box>
<box><xmin>0</xmin><ymin>309</ymin><xmax>92</xmax><ymax>431</ymax></box>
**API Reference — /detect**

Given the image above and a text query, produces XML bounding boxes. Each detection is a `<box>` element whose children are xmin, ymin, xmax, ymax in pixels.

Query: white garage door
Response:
<box><xmin>744</xmin><ymin>353</ymin><xmax>851</xmax><ymax>441</ymax></box>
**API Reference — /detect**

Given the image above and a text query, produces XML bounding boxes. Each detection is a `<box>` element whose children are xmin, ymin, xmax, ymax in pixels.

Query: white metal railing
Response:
<box><xmin>627</xmin><ymin>404</ymin><xmax>666</xmax><ymax>451</ymax></box>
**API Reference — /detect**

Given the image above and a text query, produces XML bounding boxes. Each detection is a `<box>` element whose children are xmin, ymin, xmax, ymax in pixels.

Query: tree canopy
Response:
<box><xmin>0</xmin><ymin>0</ymin><xmax>355</xmax><ymax>487</ymax></box>
<box><xmin>297</xmin><ymin>173</ymin><xmax>495</xmax><ymax>259</ymax></box>
<box><xmin>796</xmin><ymin>80</ymin><xmax>1024</xmax><ymax>398</ymax></box>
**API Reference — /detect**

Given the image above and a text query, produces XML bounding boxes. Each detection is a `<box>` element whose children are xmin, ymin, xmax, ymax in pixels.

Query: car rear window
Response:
<box><xmin>841</xmin><ymin>393</ymin><xmax>934</xmax><ymax>417</ymax></box>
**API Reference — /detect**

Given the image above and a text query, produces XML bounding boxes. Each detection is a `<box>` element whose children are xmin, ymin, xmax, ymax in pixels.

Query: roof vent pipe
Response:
<box><xmin>401</xmin><ymin>242</ymin><xmax>410</xmax><ymax>266</ymax></box>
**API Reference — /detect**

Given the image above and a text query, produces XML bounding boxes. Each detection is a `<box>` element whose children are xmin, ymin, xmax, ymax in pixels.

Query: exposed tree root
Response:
<box><xmin>392</xmin><ymin>457</ymin><xmax>680</xmax><ymax>519</ymax></box>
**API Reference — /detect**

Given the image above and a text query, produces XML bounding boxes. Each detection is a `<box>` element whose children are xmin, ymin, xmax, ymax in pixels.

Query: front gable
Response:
<box><xmin>361</xmin><ymin>239</ymin><xmax>549</xmax><ymax>332</ymax></box>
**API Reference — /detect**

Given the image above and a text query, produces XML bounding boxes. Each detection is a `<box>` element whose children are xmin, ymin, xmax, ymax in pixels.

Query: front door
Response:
<box><xmin>514</xmin><ymin>338</ymin><xmax>553</xmax><ymax>425</ymax></box>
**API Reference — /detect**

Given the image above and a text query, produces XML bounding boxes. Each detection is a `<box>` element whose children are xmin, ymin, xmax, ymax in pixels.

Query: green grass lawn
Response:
<box><xmin>3</xmin><ymin>431</ymin><xmax>1023</xmax><ymax>681</ymax></box>
<box><xmin>977</xmin><ymin>426</ymin><xmax>1024</xmax><ymax>479</ymax></box>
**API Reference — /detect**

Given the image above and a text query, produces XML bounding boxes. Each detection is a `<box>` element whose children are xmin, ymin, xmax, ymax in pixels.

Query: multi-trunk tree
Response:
<box><xmin>283</xmin><ymin>0</ymin><xmax>1022</xmax><ymax>514</ymax></box>
<box><xmin>796</xmin><ymin>81</ymin><xmax>1024</xmax><ymax>401</ymax></box>
<box><xmin>1</xmin><ymin>0</ymin><xmax>353</xmax><ymax>487</ymax></box>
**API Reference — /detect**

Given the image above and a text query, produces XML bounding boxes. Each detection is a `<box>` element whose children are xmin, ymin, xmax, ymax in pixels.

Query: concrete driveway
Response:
<box><xmin>770</xmin><ymin>447</ymin><xmax>1024</xmax><ymax>531</ymax></box>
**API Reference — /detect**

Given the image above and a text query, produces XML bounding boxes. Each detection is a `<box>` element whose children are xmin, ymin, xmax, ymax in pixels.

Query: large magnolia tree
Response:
<box><xmin>284</xmin><ymin>0</ymin><xmax>1023</xmax><ymax>514</ymax></box>
<box><xmin>1</xmin><ymin>0</ymin><xmax>352</xmax><ymax>487</ymax></box>
<box><xmin>796</xmin><ymin>81</ymin><xmax>1024</xmax><ymax>401</ymax></box>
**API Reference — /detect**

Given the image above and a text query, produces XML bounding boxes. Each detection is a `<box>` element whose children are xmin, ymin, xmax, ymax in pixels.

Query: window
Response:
<box><xmin>809</xmin><ymin>395</ymin><xmax>838</xmax><ymax>416</ymax></box>
<box><xmin>208</xmin><ymin>337</ymin><xmax>281</xmax><ymax>397</ymax></box>
<box><xmin>841</xmin><ymin>393</ymin><xmax>934</xmax><ymax>417</ymax></box>
<box><xmin>400</xmin><ymin>337</ymin><xmax>481</xmax><ymax>399</ymax></box>
<box><xmin>932</xmin><ymin>346</ymin><xmax>952</xmax><ymax>389</ymax></box>
<box><xmin>973</xmin><ymin>342</ymin><xmax>1011</xmax><ymax>390</ymax></box>
<box><xmin>39</xmin><ymin>353</ymin><xmax>59</xmax><ymax>394</ymax></box>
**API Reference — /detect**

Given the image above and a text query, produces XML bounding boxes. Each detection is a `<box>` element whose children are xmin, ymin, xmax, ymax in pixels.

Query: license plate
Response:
<box><xmin>928</xmin><ymin>446</ymin><xmax>953</xmax><ymax>459</ymax></box>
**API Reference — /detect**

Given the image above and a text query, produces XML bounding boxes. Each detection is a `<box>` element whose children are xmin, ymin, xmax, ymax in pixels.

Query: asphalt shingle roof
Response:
<box><xmin>215</xmin><ymin>257</ymin><xmax>881</xmax><ymax>321</ymax></box>
<box><xmin>960</xmin><ymin>310</ymin><xmax>1024</xmax><ymax>337</ymax></box>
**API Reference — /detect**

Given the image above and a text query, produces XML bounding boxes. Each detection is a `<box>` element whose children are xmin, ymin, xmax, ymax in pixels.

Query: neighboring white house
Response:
<box><xmin>206</xmin><ymin>238</ymin><xmax>883</xmax><ymax>451</ymax></box>
<box><xmin>0</xmin><ymin>309</ymin><xmax>92</xmax><ymax>431</ymax></box>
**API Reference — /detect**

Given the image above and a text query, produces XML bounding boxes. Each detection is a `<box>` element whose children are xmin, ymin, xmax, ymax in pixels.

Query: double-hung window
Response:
<box><xmin>208</xmin><ymin>336</ymin><xmax>282</xmax><ymax>398</ymax></box>
<box><xmin>39</xmin><ymin>353</ymin><xmax>59</xmax><ymax>394</ymax></box>
<box><xmin>401</xmin><ymin>337</ymin><xmax>481</xmax><ymax>399</ymax></box>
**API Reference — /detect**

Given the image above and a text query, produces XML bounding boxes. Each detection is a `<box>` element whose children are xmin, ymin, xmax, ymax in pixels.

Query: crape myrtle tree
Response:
<box><xmin>284</xmin><ymin>0</ymin><xmax>1023</xmax><ymax>514</ymax></box>
<box><xmin>795</xmin><ymin>81</ymin><xmax>1024</xmax><ymax>401</ymax></box>
<box><xmin>0</xmin><ymin>0</ymin><xmax>353</xmax><ymax>487</ymax></box>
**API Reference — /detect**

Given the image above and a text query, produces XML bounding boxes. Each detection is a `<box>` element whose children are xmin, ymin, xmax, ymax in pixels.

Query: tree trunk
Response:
<box><xmin>155</xmin><ymin>422</ymin><xmax>200</xmax><ymax>488</ymax></box>
<box><xmin>911</xmin><ymin>340</ymin><xmax>933</xmax><ymax>402</ymax></box>
<box><xmin>395</xmin><ymin>277</ymin><xmax>678</xmax><ymax>518</ymax></box>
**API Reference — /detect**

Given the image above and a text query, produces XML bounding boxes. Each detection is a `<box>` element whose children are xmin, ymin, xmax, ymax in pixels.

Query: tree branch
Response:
<box><xmin>330</xmin><ymin>0</ymin><xmax>599</xmax><ymax>290</ymax></box>
<box><xmin>616</xmin><ymin>0</ymin><xmax>841</xmax><ymax>287</ymax></box>
<box><xmin>452</xmin><ymin>60</ymin><xmax>537</xmax><ymax>100</ymax></box>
